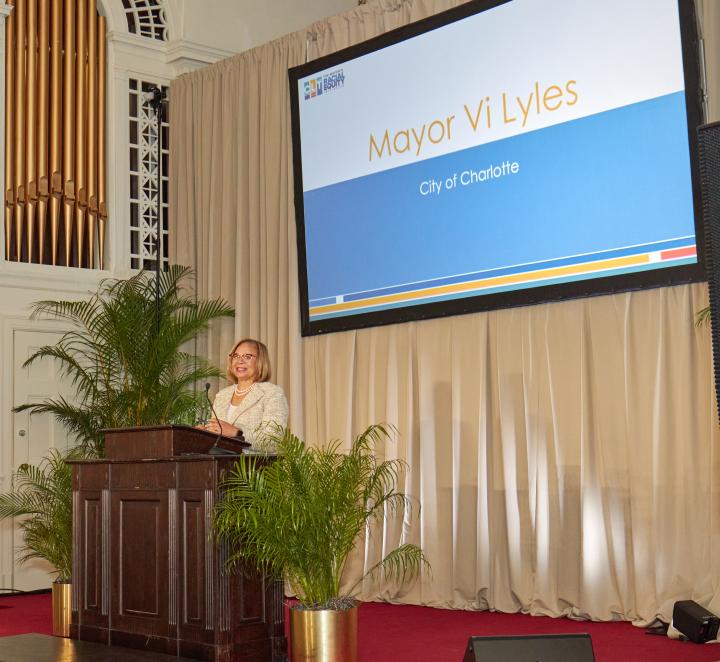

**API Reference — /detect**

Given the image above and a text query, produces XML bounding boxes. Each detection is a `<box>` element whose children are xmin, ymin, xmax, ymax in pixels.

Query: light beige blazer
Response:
<box><xmin>212</xmin><ymin>381</ymin><xmax>288</xmax><ymax>449</ymax></box>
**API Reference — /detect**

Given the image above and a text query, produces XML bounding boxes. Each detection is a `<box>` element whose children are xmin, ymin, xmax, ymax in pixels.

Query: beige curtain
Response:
<box><xmin>698</xmin><ymin>0</ymin><xmax>720</xmax><ymax>121</ymax></box>
<box><xmin>170</xmin><ymin>0</ymin><xmax>720</xmax><ymax>622</ymax></box>
<box><xmin>169</xmin><ymin>34</ymin><xmax>307</xmax><ymax>411</ymax></box>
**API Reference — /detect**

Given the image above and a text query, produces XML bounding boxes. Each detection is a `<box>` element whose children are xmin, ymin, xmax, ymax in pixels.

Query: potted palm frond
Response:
<box><xmin>6</xmin><ymin>266</ymin><xmax>232</xmax><ymax>635</ymax></box>
<box><xmin>0</xmin><ymin>449</ymin><xmax>75</xmax><ymax>636</ymax></box>
<box><xmin>214</xmin><ymin>424</ymin><xmax>428</xmax><ymax>662</ymax></box>
<box><xmin>14</xmin><ymin>265</ymin><xmax>233</xmax><ymax>455</ymax></box>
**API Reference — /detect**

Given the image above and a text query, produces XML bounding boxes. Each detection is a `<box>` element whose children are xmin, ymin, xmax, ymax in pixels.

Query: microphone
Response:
<box><xmin>204</xmin><ymin>382</ymin><xmax>239</xmax><ymax>456</ymax></box>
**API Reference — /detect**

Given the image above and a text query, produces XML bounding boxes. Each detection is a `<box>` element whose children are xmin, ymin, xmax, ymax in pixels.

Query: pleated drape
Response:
<box><xmin>698</xmin><ymin>0</ymin><xmax>720</xmax><ymax>122</ymax></box>
<box><xmin>169</xmin><ymin>34</ymin><xmax>307</xmax><ymax>418</ymax></box>
<box><xmin>170</xmin><ymin>0</ymin><xmax>720</xmax><ymax>622</ymax></box>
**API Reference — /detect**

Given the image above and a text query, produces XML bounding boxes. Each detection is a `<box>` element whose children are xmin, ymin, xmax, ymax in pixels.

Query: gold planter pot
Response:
<box><xmin>290</xmin><ymin>604</ymin><xmax>358</xmax><ymax>662</ymax></box>
<box><xmin>51</xmin><ymin>581</ymin><xmax>72</xmax><ymax>638</ymax></box>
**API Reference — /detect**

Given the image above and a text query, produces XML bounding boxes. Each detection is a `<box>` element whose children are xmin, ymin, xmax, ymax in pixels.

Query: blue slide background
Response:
<box><xmin>303</xmin><ymin>92</ymin><xmax>695</xmax><ymax>303</ymax></box>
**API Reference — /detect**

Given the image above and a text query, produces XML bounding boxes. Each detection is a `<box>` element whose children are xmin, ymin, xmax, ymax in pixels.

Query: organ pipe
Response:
<box><xmin>86</xmin><ymin>0</ymin><xmax>97</xmax><ymax>269</ymax></box>
<box><xmin>37</xmin><ymin>0</ymin><xmax>48</xmax><ymax>264</ymax></box>
<box><xmin>4</xmin><ymin>1</ymin><xmax>14</xmax><ymax>260</ymax></box>
<box><xmin>74</xmin><ymin>0</ymin><xmax>86</xmax><ymax>266</ymax></box>
<box><xmin>97</xmin><ymin>15</ymin><xmax>106</xmax><ymax>269</ymax></box>
<box><xmin>13</xmin><ymin>0</ymin><xmax>25</xmax><ymax>261</ymax></box>
<box><xmin>49</xmin><ymin>0</ymin><xmax>61</xmax><ymax>264</ymax></box>
<box><xmin>4</xmin><ymin>0</ymin><xmax>107</xmax><ymax>268</ymax></box>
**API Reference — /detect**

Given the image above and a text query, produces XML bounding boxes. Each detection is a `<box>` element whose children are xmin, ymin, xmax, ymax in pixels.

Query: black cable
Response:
<box><xmin>148</xmin><ymin>86</ymin><xmax>166</xmax><ymax>335</ymax></box>
<box><xmin>644</xmin><ymin>620</ymin><xmax>669</xmax><ymax>636</ymax></box>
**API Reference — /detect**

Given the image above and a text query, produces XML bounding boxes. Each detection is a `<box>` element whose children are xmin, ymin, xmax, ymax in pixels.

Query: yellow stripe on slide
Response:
<box><xmin>310</xmin><ymin>253</ymin><xmax>650</xmax><ymax>315</ymax></box>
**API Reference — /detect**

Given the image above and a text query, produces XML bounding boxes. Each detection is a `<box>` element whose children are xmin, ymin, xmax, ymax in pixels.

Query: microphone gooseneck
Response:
<box><xmin>204</xmin><ymin>383</ymin><xmax>238</xmax><ymax>455</ymax></box>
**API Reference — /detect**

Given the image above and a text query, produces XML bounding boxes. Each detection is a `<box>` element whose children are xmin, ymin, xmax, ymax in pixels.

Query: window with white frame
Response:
<box><xmin>121</xmin><ymin>0</ymin><xmax>168</xmax><ymax>41</ymax></box>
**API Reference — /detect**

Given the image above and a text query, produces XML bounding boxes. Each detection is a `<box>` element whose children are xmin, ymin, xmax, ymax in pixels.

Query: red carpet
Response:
<box><xmin>2</xmin><ymin>592</ymin><xmax>720</xmax><ymax>661</ymax></box>
<box><xmin>353</xmin><ymin>602</ymin><xmax>720</xmax><ymax>661</ymax></box>
<box><xmin>0</xmin><ymin>593</ymin><xmax>52</xmax><ymax>637</ymax></box>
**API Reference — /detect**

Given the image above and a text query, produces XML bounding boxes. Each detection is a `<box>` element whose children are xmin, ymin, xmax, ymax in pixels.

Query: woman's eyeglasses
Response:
<box><xmin>228</xmin><ymin>352</ymin><xmax>256</xmax><ymax>363</ymax></box>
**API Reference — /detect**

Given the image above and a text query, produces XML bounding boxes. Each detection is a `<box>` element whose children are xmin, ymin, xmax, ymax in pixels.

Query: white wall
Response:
<box><xmin>170</xmin><ymin>0</ymin><xmax>357</xmax><ymax>55</ymax></box>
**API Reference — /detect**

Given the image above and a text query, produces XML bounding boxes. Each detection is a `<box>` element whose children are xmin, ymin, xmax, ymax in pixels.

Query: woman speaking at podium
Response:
<box><xmin>203</xmin><ymin>338</ymin><xmax>288</xmax><ymax>450</ymax></box>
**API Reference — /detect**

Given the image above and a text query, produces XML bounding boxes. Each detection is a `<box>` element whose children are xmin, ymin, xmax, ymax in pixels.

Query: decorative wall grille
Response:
<box><xmin>121</xmin><ymin>0</ymin><xmax>167</xmax><ymax>41</ymax></box>
<box><xmin>128</xmin><ymin>79</ymin><xmax>168</xmax><ymax>271</ymax></box>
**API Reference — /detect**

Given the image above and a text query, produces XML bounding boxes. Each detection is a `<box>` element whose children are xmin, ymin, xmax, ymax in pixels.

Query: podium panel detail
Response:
<box><xmin>69</xmin><ymin>426</ymin><xmax>285</xmax><ymax>662</ymax></box>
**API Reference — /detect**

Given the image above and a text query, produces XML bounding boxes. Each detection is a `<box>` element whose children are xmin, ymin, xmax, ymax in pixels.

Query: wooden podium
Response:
<box><xmin>68</xmin><ymin>425</ymin><xmax>287</xmax><ymax>661</ymax></box>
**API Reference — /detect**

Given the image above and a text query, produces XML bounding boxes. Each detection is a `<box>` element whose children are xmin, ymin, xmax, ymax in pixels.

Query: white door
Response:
<box><xmin>10</xmin><ymin>328</ymin><xmax>74</xmax><ymax>591</ymax></box>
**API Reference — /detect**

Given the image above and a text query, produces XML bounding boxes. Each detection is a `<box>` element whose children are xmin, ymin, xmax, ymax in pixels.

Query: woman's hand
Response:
<box><xmin>204</xmin><ymin>418</ymin><xmax>240</xmax><ymax>437</ymax></box>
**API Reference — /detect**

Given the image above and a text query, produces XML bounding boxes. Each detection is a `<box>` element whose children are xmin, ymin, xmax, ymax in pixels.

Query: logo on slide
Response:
<box><xmin>304</xmin><ymin>69</ymin><xmax>345</xmax><ymax>100</ymax></box>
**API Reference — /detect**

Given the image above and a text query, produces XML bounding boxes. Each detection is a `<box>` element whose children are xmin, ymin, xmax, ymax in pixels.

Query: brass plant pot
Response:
<box><xmin>290</xmin><ymin>604</ymin><xmax>358</xmax><ymax>662</ymax></box>
<box><xmin>52</xmin><ymin>581</ymin><xmax>72</xmax><ymax>638</ymax></box>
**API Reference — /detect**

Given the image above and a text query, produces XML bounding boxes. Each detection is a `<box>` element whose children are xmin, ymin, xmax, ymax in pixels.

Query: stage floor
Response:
<box><xmin>3</xmin><ymin>593</ymin><xmax>720</xmax><ymax>661</ymax></box>
<box><xmin>0</xmin><ymin>633</ymin><xmax>196</xmax><ymax>661</ymax></box>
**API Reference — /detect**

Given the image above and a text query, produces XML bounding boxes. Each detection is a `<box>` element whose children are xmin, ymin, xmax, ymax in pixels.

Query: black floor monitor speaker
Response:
<box><xmin>673</xmin><ymin>600</ymin><xmax>720</xmax><ymax>643</ymax></box>
<box><xmin>462</xmin><ymin>633</ymin><xmax>595</xmax><ymax>662</ymax></box>
<box><xmin>698</xmin><ymin>121</ymin><xmax>720</xmax><ymax>421</ymax></box>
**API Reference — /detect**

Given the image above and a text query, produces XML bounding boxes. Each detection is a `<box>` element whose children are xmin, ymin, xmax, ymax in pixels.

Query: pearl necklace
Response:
<box><xmin>234</xmin><ymin>383</ymin><xmax>254</xmax><ymax>397</ymax></box>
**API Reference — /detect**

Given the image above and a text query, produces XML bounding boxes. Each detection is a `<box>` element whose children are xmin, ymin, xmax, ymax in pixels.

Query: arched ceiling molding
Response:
<box><xmin>97</xmin><ymin>0</ymin><xmax>128</xmax><ymax>34</ymax></box>
<box><xmin>98</xmin><ymin>0</ymin><xmax>176</xmax><ymax>41</ymax></box>
<box><xmin>97</xmin><ymin>0</ymin><xmax>234</xmax><ymax>77</ymax></box>
<box><xmin>119</xmin><ymin>0</ymin><xmax>168</xmax><ymax>41</ymax></box>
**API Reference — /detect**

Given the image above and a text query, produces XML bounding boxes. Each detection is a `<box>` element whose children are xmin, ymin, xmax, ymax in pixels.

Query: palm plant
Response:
<box><xmin>214</xmin><ymin>424</ymin><xmax>428</xmax><ymax>609</ymax></box>
<box><xmin>0</xmin><ymin>449</ymin><xmax>77</xmax><ymax>582</ymax></box>
<box><xmin>14</xmin><ymin>265</ymin><xmax>234</xmax><ymax>455</ymax></box>
<box><xmin>696</xmin><ymin>305</ymin><xmax>710</xmax><ymax>327</ymax></box>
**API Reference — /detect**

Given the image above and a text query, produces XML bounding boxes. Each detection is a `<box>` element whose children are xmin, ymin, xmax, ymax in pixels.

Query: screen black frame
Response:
<box><xmin>289</xmin><ymin>0</ymin><xmax>705</xmax><ymax>337</ymax></box>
